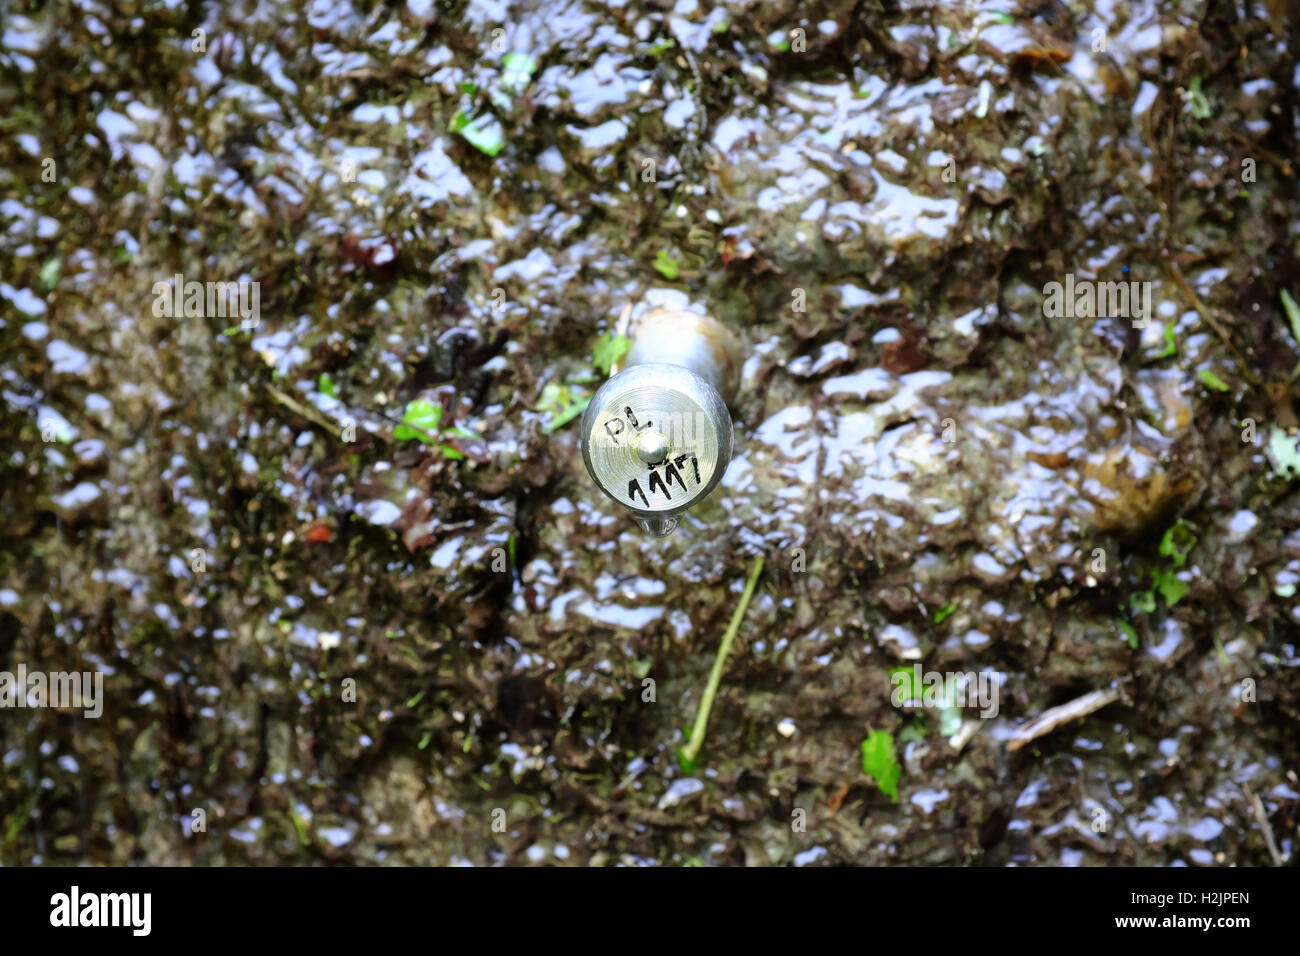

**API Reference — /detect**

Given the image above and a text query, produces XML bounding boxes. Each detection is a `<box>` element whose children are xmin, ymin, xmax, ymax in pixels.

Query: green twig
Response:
<box><xmin>680</xmin><ymin>554</ymin><xmax>765</xmax><ymax>768</ymax></box>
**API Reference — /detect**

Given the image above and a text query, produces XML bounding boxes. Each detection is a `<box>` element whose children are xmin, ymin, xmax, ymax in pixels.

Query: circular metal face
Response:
<box><xmin>580</xmin><ymin>363</ymin><xmax>733</xmax><ymax>520</ymax></box>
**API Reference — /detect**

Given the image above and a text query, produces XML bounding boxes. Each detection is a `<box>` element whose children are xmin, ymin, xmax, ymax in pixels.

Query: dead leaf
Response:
<box><xmin>828</xmin><ymin>783</ymin><xmax>850</xmax><ymax>815</ymax></box>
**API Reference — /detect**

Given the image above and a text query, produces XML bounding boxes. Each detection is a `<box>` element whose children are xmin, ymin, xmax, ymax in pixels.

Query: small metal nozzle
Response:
<box><xmin>581</xmin><ymin>308</ymin><xmax>740</xmax><ymax>536</ymax></box>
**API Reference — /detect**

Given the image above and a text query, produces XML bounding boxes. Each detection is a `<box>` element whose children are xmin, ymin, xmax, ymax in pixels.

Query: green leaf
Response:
<box><xmin>394</xmin><ymin>399</ymin><xmax>443</xmax><ymax>442</ymax></box>
<box><xmin>648</xmin><ymin>38</ymin><xmax>674</xmax><ymax>55</ymax></box>
<box><xmin>1130</xmin><ymin>588</ymin><xmax>1156</xmax><ymax>614</ymax></box>
<box><xmin>1117</xmin><ymin>619</ymin><xmax>1139</xmax><ymax>650</ymax></box>
<box><xmin>1153</xmin><ymin>567</ymin><xmax>1189</xmax><ymax>607</ymax></box>
<box><xmin>860</xmin><ymin>729</ymin><xmax>901</xmax><ymax>803</ymax></box>
<box><xmin>451</xmin><ymin>110</ymin><xmax>505</xmax><ymax>157</ymax></box>
<box><xmin>289</xmin><ymin>807</ymin><xmax>309</xmax><ymax>846</ymax></box>
<box><xmin>1187</xmin><ymin>75</ymin><xmax>1213</xmax><ymax>120</ymax></box>
<box><xmin>39</xmin><ymin>256</ymin><xmax>61</xmax><ymax>291</ymax></box>
<box><xmin>1281</xmin><ymin>290</ymin><xmax>1300</xmax><ymax>347</ymax></box>
<box><xmin>1158</xmin><ymin>520</ymin><xmax>1196</xmax><ymax>567</ymax></box>
<box><xmin>990</xmin><ymin>12</ymin><xmax>1016</xmax><ymax>23</ymax></box>
<box><xmin>535</xmin><ymin>381</ymin><xmax>567</xmax><ymax>415</ymax></box>
<box><xmin>592</xmin><ymin>332</ymin><xmax>632</xmax><ymax>375</ymax></box>
<box><xmin>1159</xmin><ymin>321</ymin><xmax>1178</xmax><ymax>357</ymax></box>
<box><xmin>1198</xmin><ymin>369</ymin><xmax>1230</xmax><ymax>392</ymax></box>
<box><xmin>317</xmin><ymin>373</ymin><xmax>336</xmax><ymax>397</ymax></box>
<box><xmin>536</xmin><ymin>381</ymin><xmax>590</xmax><ymax>432</ymax></box>
<box><xmin>654</xmin><ymin>248</ymin><xmax>680</xmax><ymax>280</ymax></box>
<box><xmin>440</xmin><ymin>443</ymin><xmax>465</xmax><ymax>460</ymax></box>
<box><xmin>545</xmin><ymin>395</ymin><xmax>589</xmax><ymax>432</ymax></box>
<box><xmin>933</xmin><ymin>603</ymin><xmax>956</xmax><ymax>624</ymax></box>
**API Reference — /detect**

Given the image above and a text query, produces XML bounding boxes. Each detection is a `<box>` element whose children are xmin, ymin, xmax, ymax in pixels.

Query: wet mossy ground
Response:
<box><xmin>1</xmin><ymin>0</ymin><xmax>1298</xmax><ymax>865</ymax></box>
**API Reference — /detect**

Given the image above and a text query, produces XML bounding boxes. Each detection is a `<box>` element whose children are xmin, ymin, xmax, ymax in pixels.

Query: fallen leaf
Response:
<box><xmin>882</xmin><ymin>336</ymin><xmax>926</xmax><ymax>375</ymax></box>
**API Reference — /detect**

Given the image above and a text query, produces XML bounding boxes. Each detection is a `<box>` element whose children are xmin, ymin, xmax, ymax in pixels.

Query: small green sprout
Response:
<box><xmin>394</xmin><ymin>399</ymin><xmax>443</xmax><ymax>442</ymax></box>
<box><xmin>1159</xmin><ymin>520</ymin><xmax>1196</xmax><ymax>567</ymax></box>
<box><xmin>39</xmin><ymin>257</ymin><xmax>61</xmax><ymax>291</ymax></box>
<box><xmin>677</xmin><ymin>727</ymin><xmax>699</xmax><ymax>774</ymax></box>
<box><xmin>1159</xmin><ymin>322</ymin><xmax>1178</xmax><ymax>357</ymax></box>
<box><xmin>450</xmin><ymin>110</ymin><xmax>505</xmax><ymax>157</ymax></box>
<box><xmin>1132</xmin><ymin>520</ymin><xmax>1196</xmax><ymax>612</ymax></box>
<box><xmin>654</xmin><ymin>249</ymin><xmax>680</xmax><ymax>280</ymax></box>
<box><xmin>1186</xmin><ymin>75</ymin><xmax>1213</xmax><ymax>120</ymax></box>
<box><xmin>1197</xmin><ymin>369</ymin><xmax>1230</xmax><ymax>392</ymax></box>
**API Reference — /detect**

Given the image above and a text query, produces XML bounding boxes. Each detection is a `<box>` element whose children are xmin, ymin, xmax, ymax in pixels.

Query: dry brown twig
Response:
<box><xmin>1005</xmin><ymin>682</ymin><xmax>1129</xmax><ymax>753</ymax></box>
<box><xmin>1162</xmin><ymin>259</ymin><xmax>1264</xmax><ymax>387</ymax></box>
<box><xmin>1243</xmin><ymin>783</ymin><xmax>1284</xmax><ymax>866</ymax></box>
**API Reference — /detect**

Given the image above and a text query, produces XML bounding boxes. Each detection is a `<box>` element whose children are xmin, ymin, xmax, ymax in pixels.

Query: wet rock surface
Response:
<box><xmin>1</xmin><ymin>0</ymin><xmax>1298</xmax><ymax>865</ymax></box>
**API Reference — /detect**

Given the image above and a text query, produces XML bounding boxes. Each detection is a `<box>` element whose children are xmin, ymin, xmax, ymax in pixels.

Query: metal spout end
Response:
<box><xmin>580</xmin><ymin>362</ymin><xmax>732</xmax><ymax>536</ymax></box>
<box><xmin>581</xmin><ymin>307</ymin><xmax>739</xmax><ymax>536</ymax></box>
<box><xmin>637</xmin><ymin>516</ymin><xmax>678</xmax><ymax>537</ymax></box>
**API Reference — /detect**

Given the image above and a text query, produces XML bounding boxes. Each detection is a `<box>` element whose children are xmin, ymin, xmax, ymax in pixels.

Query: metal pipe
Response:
<box><xmin>580</xmin><ymin>308</ymin><xmax>741</xmax><ymax>536</ymax></box>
